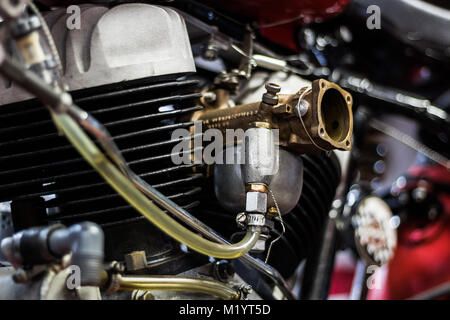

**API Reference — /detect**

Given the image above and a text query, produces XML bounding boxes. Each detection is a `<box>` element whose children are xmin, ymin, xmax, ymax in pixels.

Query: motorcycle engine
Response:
<box><xmin>0</xmin><ymin>3</ymin><xmax>344</xmax><ymax>300</ymax></box>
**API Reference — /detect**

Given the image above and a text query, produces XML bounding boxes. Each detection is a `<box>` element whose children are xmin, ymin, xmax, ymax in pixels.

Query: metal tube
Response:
<box><xmin>349</xmin><ymin>260</ymin><xmax>369</xmax><ymax>300</ymax></box>
<box><xmin>1</xmin><ymin>222</ymin><xmax>104</xmax><ymax>286</ymax></box>
<box><xmin>112</xmin><ymin>274</ymin><xmax>241</xmax><ymax>300</ymax></box>
<box><xmin>301</xmin><ymin>216</ymin><xmax>338</xmax><ymax>300</ymax></box>
<box><xmin>332</xmin><ymin>69</ymin><xmax>450</xmax><ymax>133</ymax></box>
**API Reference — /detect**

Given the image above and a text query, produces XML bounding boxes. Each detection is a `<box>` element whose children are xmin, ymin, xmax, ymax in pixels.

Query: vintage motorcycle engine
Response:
<box><xmin>0</xmin><ymin>3</ymin><xmax>350</xmax><ymax>300</ymax></box>
<box><xmin>0</xmin><ymin>3</ymin><xmax>205</xmax><ymax>263</ymax></box>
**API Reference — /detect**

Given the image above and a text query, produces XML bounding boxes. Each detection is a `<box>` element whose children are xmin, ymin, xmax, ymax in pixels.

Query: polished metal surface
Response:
<box><xmin>0</xmin><ymin>3</ymin><xmax>195</xmax><ymax>105</ymax></box>
<box><xmin>246</xmin><ymin>192</ymin><xmax>268</xmax><ymax>214</ymax></box>
<box><xmin>215</xmin><ymin>147</ymin><xmax>304</xmax><ymax>216</ymax></box>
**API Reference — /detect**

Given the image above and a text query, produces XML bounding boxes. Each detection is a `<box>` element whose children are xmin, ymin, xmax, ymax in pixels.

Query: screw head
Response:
<box><xmin>236</xmin><ymin>212</ymin><xmax>247</xmax><ymax>229</ymax></box>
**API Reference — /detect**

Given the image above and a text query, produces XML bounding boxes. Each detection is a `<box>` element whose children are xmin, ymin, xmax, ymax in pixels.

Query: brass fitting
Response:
<box><xmin>245</xmin><ymin>183</ymin><xmax>269</xmax><ymax>194</ymax></box>
<box><xmin>250</xmin><ymin>121</ymin><xmax>272</xmax><ymax>129</ymax></box>
<box><xmin>192</xmin><ymin>79</ymin><xmax>353</xmax><ymax>153</ymax></box>
<box><xmin>124</xmin><ymin>251</ymin><xmax>148</xmax><ymax>272</ymax></box>
<box><xmin>267</xmin><ymin>207</ymin><xmax>278</xmax><ymax>218</ymax></box>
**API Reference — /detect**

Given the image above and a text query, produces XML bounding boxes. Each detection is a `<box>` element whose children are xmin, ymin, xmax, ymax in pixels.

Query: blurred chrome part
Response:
<box><xmin>370</xmin><ymin>118</ymin><xmax>450</xmax><ymax>170</ymax></box>
<box><xmin>1</xmin><ymin>222</ymin><xmax>104</xmax><ymax>286</ymax></box>
<box><xmin>332</xmin><ymin>70</ymin><xmax>449</xmax><ymax>129</ymax></box>
<box><xmin>352</xmin><ymin>196</ymin><xmax>397</xmax><ymax>266</ymax></box>
<box><xmin>351</xmin><ymin>0</ymin><xmax>450</xmax><ymax>61</ymax></box>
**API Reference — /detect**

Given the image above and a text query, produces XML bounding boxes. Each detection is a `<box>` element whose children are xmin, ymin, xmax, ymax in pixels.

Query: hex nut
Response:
<box><xmin>246</xmin><ymin>192</ymin><xmax>267</xmax><ymax>213</ymax></box>
<box><xmin>252</xmin><ymin>237</ymin><xmax>267</xmax><ymax>252</ymax></box>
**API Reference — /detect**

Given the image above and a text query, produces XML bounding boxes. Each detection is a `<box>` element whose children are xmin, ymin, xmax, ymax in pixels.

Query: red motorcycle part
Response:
<box><xmin>368</xmin><ymin>165</ymin><xmax>450</xmax><ymax>299</ymax></box>
<box><xmin>200</xmin><ymin>0</ymin><xmax>350</xmax><ymax>50</ymax></box>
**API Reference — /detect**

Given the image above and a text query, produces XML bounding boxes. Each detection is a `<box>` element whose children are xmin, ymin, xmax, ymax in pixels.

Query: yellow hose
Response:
<box><xmin>116</xmin><ymin>274</ymin><xmax>240</xmax><ymax>300</ymax></box>
<box><xmin>52</xmin><ymin>112</ymin><xmax>260</xmax><ymax>259</ymax></box>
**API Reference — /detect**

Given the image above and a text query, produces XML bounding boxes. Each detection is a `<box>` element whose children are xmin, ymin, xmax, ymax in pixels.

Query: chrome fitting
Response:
<box><xmin>247</xmin><ymin>214</ymin><xmax>266</xmax><ymax>227</ymax></box>
<box><xmin>246</xmin><ymin>192</ymin><xmax>267</xmax><ymax>213</ymax></box>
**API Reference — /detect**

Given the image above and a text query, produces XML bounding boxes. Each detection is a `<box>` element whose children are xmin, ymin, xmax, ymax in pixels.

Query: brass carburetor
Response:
<box><xmin>191</xmin><ymin>78</ymin><xmax>353</xmax><ymax>250</ymax></box>
<box><xmin>192</xmin><ymin>78</ymin><xmax>353</xmax><ymax>153</ymax></box>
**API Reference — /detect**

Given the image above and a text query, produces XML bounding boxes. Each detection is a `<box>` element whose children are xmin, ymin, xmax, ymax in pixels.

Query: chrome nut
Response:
<box><xmin>246</xmin><ymin>191</ymin><xmax>267</xmax><ymax>213</ymax></box>
<box><xmin>251</xmin><ymin>235</ymin><xmax>268</xmax><ymax>252</ymax></box>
